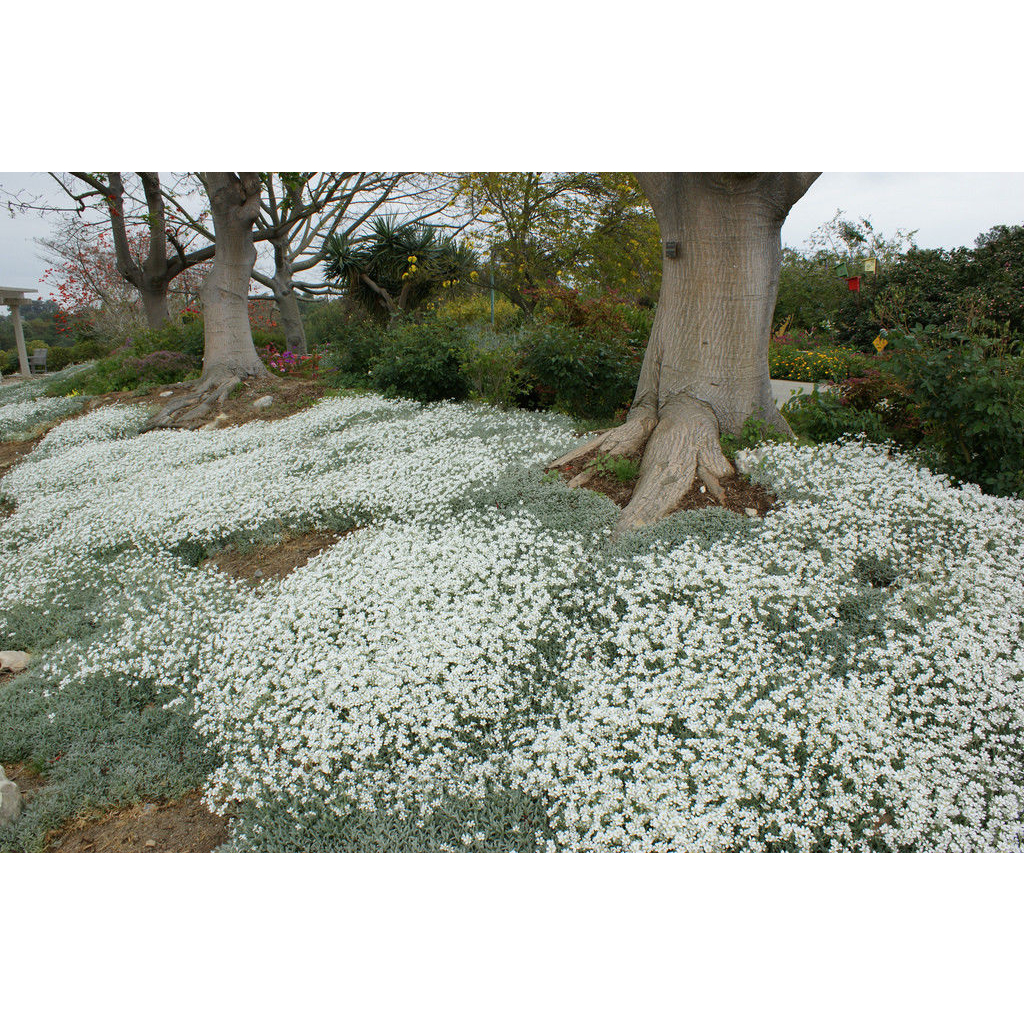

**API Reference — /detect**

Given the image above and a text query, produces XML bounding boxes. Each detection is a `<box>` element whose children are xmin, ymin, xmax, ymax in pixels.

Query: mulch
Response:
<box><xmin>556</xmin><ymin>453</ymin><xmax>779</xmax><ymax>518</ymax></box>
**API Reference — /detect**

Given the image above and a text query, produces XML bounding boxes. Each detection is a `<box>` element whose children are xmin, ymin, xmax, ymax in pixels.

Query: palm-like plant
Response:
<box><xmin>323</xmin><ymin>215</ymin><xmax>477</xmax><ymax>322</ymax></box>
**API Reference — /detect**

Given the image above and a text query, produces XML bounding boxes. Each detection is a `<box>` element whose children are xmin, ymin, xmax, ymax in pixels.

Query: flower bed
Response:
<box><xmin>1</xmin><ymin>393</ymin><xmax>1022</xmax><ymax>851</ymax></box>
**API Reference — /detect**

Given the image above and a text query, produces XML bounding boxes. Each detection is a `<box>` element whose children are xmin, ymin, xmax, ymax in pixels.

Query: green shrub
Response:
<box><xmin>130</xmin><ymin>319</ymin><xmax>206</xmax><ymax>361</ymax></box>
<box><xmin>885</xmin><ymin>328</ymin><xmax>1024</xmax><ymax>496</ymax></box>
<box><xmin>47</xmin><ymin>349</ymin><xmax>199</xmax><ymax>396</ymax></box>
<box><xmin>782</xmin><ymin>390</ymin><xmax>892</xmax><ymax>446</ymax></box>
<box><xmin>430</xmin><ymin>293</ymin><xmax>525</xmax><ymax>333</ymax></box>
<box><xmin>305</xmin><ymin>300</ymin><xmax>383</xmax><ymax>376</ymax></box>
<box><xmin>517</xmin><ymin>323</ymin><xmax>639</xmax><ymax>421</ymax></box>
<box><xmin>586</xmin><ymin>453</ymin><xmax>640</xmax><ymax>483</ymax></box>
<box><xmin>718</xmin><ymin>415</ymin><xmax>791</xmax><ymax>461</ymax></box>
<box><xmin>44</xmin><ymin>339</ymin><xmax>112</xmax><ymax>372</ymax></box>
<box><xmin>534</xmin><ymin>284</ymin><xmax>648</xmax><ymax>352</ymax></box>
<box><xmin>368</xmin><ymin>321</ymin><xmax>471</xmax><ymax>403</ymax></box>
<box><xmin>459</xmin><ymin>331</ymin><xmax>529</xmax><ymax>408</ymax></box>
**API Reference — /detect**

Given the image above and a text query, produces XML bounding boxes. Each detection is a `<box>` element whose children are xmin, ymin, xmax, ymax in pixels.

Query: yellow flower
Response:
<box><xmin>470</xmin><ymin>270</ymin><xmax>479</xmax><ymax>281</ymax></box>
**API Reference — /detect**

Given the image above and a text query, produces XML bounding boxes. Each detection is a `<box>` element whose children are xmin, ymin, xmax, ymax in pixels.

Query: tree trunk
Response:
<box><xmin>549</xmin><ymin>172</ymin><xmax>819</xmax><ymax>533</ymax></box>
<box><xmin>145</xmin><ymin>172</ymin><xmax>269</xmax><ymax>430</ymax></box>
<box><xmin>275</xmin><ymin>285</ymin><xmax>307</xmax><ymax>355</ymax></box>
<box><xmin>198</xmin><ymin>172</ymin><xmax>268</xmax><ymax>381</ymax></box>
<box><xmin>140</xmin><ymin>285</ymin><xmax>171</xmax><ymax>329</ymax></box>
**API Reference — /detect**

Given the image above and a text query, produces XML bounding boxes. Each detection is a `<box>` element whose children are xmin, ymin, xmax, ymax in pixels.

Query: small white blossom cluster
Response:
<box><xmin>1</xmin><ymin>395</ymin><xmax>576</xmax><ymax>554</ymax></box>
<box><xmin>2</xmin><ymin>397</ymin><xmax>1023</xmax><ymax>851</ymax></box>
<box><xmin>26</xmin><ymin>403</ymin><xmax>153</xmax><ymax>463</ymax></box>
<box><xmin>0</xmin><ymin>396</ymin><xmax>83</xmax><ymax>442</ymax></box>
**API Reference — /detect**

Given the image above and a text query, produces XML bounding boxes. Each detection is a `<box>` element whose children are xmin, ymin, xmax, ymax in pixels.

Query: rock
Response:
<box><xmin>0</xmin><ymin>651</ymin><xmax>29</xmax><ymax>673</ymax></box>
<box><xmin>199</xmin><ymin>413</ymin><xmax>231</xmax><ymax>431</ymax></box>
<box><xmin>0</xmin><ymin>767</ymin><xmax>21</xmax><ymax>825</ymax></box>
<box><xmin>744</xmin><ymin>507</ymin><xmax>759</xmax><ymax>518</ymax></box>
<box><xmin>145</xmin><ymin>839</ymin><xmax>156</xmax><ymax>848</ymax></box>
<box><xmin>160</xmin><ymin>390</ymin><xmax>174</xmax><ymax>398</ymax></box>
<box><xmin>253</xmin><ymin>395</ymin><xmax>274</xmax><ymax>410</ymax></box>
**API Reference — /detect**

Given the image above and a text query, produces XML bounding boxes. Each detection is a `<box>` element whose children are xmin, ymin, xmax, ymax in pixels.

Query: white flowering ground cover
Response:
<box><xmin>1</xmin><ymin>389</ymin><xmax>1023</xmax><ymax>851</ymax></box>
<box><xmin>0</xmin><ymin>366</ymin><xmax>89</xmax><ymax>442</ymax></box>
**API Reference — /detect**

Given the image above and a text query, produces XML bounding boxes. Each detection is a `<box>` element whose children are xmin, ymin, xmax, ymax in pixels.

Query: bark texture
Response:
<box><xmin>69</xmin><ymin>172</ymin><xmax>215</xmax><ymax>330</ymax></box>
<box><xmin>267</xmin><ymin>242</ymin><xmax>307</xmax><ymax>355</ymax></box>
<box><xmin>550</xmin><ymin>172</ymin><xmax>819</xmax><ymax>533</ymax></box>
<box><xmin>145</xmin><ymin>172</ymin><xmax>270</xmax><ymax>430</ymax></box>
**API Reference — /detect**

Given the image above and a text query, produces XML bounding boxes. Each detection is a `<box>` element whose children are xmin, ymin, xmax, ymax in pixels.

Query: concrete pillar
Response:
<box><xmin>9</xmin><ymin>300</ymin><xmax>30</xmax><ymax>377</ymax></box>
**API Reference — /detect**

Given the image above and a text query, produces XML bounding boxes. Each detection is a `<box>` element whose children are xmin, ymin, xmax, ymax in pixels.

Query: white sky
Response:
<box><xmin>1</xmin><ymin>171</ymin><xmax>1022</xmax><ymax>300</ymax></box>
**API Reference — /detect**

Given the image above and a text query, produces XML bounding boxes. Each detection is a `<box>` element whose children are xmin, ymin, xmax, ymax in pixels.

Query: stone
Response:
<box><xmin>253</xmin><ymin>395</ymin><xmax>274</xmax><ymax>410</ymax></box>
<box><xmin>744</xmin><ymin>507</ymin><xmax>759</xmax><ymax>518</ymax></box>
<box><xmin>145</xmin><ymin>839</ymin><xmax>156</xmax><ymax>848</ymax></box>
<box><xmin>0</xmin><ymin>767</ymin><xmax>21</xmax><ymax>825</ymax></box>
<box><xmin>199</xmin><ymin>413</ymin><xmax>230</xmax><ymax>431</ymax></box>
<box><xmin>0</xmin><ymin>651</ymin><xmax>29</xmax><ymax>673</ymax></box>
<box><xmin>160</xmin><ymin>390</ymin><xmax>174</xmax><ymax>398</ymax></box>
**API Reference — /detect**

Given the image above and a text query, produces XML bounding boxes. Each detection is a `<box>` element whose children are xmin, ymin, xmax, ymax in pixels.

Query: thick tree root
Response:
<box><xmin>143</xmin><ymin>371</ymin><xmax>250</xmax><ymax>431</ymax></box>
<box><xmin>615</xmin><ymin>398</ymin><xmax>734</xmax><ymax>535</ymax></box>
<box><xmin>548</xmin><ymin>413</ymin><xmax>659</xmax><ymax>489</ymax></box>
<box><xmin>549</xmin><ymin>399</ymin><xmax>737</xmax><ymax>535</ymax></box>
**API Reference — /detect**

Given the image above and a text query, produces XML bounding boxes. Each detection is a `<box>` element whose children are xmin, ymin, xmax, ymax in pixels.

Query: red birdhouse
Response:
<box><xmin>847</xmin><ymin>276</ymin><xmax>861</xmax><ymax>292</ymax></box>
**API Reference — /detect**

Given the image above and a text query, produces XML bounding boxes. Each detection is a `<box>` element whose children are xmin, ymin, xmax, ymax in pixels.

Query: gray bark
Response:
<box><xmin>144</xmin><ymin>173</ymin><xmax>269</xmax><ymax>431</ymax></box>
<box><xmin>253</xmin><ymin>242</ymin><xmax>308</xmax><ymax>355</ymax></box>
<box><xmin>68</xmin><ymin>172</ymin><xmax>215</xmax><ymax>331</ymax></box>
<box><xmin>274</xmin><ymin>285</ymin><xmax>307</xmax><ymax>355</ymax></box>
<box><xmin>140</xmin><ymin>285</ymin><xmax>171</xmax><ymax>329</ymax></box>
<box><xmin>551</xmin><ymin>171</ymin><xmax>820</xmax><ymax>533</ymax></box>
<box><xmin>196</xmin><ymin>172</ymin><xmax>269</xmax><ymax>382</ymax></box>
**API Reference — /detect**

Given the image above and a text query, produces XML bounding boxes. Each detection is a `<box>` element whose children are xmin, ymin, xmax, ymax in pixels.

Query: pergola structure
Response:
<box><xmin>0</xmin><ymin>286</ymin><xmax>38</xmax><ymax>379</ymax></box>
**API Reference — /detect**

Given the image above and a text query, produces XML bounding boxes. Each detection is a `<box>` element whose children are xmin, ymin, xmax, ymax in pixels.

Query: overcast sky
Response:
<box><xmin>1</xmin><ymin>171</ymin><xmax>1021</xmax><ymax>300</ymax></box>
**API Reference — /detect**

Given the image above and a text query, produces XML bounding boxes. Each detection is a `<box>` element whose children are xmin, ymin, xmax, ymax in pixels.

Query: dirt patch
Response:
<box><xmin>557</xmin><ymin>453</ymin><xmax>779</xmax><ymax>519</ymax></box>
<box><xmin>203</xmin><ymin>527</ymin><xmax>355</xmax><ymax>583</ymax></box>
<box><xmin>45</xmin><ymin>790</ymin><xmax>230</xmax><ymax>853</ymax></box>
<box><xmin>129</xmin><ymin>376</ymin><xmax>331</xmax><ymax>431</ymax></box>
<box><xmin>57</xmin><ymin>376</ymin><xmax>329</xmax><ymax>432</ymax></box>
<box><xmin>0</xmin><ymin>436</ymin><xmax>42</xmax><ymax>484</ymax></box>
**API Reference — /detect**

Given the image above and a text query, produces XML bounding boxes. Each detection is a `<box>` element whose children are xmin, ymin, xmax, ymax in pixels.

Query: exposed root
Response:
<box><xmin>143</xmin><ymin>370</ymin><xmax>254</xmax><ymax>431</ymax></box>
<box><xmin>614</xmin><ymin>397</ymin><xmax>734</xmax><ymax>536</ymax></box>
<box><xmin>548</xmin><ymin>413</ymin><xmax>658</xmax><ymax>474</ymax></box>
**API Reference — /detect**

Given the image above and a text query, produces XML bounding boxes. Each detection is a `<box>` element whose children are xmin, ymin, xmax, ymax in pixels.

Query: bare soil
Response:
<box><xmin>0</xmin><ymin>436</ymin><xmax>41</xmax><ymax>484</ymax></box>
<box><xmin>203</xmin><ymin>528</ymin><xmax>355</xmax><ymax>584</ymax></box>
<box><xmin>84</xmin><ymin>375</ymin><xmax>332</xmax><ymax>431</ymax></box>
<box><xmin>44</xmin><ymin>790</ymin><xmax>230</xmax><ymax>853</ymax></box>
<box><xmin>557</xmin><ymin>453</ymin><xmax>779</xmax><ymax>518</ymax></box>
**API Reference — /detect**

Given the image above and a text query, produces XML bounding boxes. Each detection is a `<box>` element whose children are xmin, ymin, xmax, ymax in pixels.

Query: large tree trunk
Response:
<box><xmin>269</xmin><ymin>243</ymin><xmax>308</xmax><ymax>355</ymax></box>
<box><xmin>275</xmin><ymin>285</ymin><xmax>307</xmax><ymax>355</ymax></box>
<box><xmin>140</xmin><ymin>285</ymin><xmax>171</xmax><ymax>329</ymax></box>
<box><xmin>145</xmin><ymin>172</ymin><xmax>269</xmax><ymax>430</ymax></box>
<box><xmin>549</xmin><ymin>172</ymin><xmax>819</xmax><ymax>533</ymax></box>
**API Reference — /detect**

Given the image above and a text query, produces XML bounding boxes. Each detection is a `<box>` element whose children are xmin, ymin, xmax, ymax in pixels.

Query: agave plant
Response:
<box><xmin>322</xmin><ymin>215</ymin><xmax>477</xmax><ymax>322</ymax></box>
